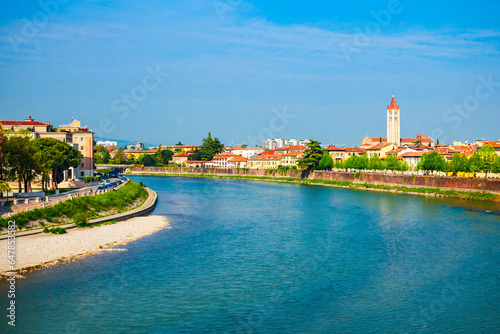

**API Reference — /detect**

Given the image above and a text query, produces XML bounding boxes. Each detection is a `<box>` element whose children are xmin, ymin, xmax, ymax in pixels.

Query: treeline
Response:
<box><xmin>97</xmin><ymin>132</ymin><xmax>224</xmax><ymax>166</ymax></box>
<box><xmin>0</xmin><ymin>127</ymin><xmax>82</xmax><ymax>193</ymax></box>
<box><xmin>299</xmin><ymin>140</ymin><xmax>500</xmax><ymax>175</ymax></box>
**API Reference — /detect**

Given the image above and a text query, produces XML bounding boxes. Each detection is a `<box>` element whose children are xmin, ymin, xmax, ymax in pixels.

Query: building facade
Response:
<box><xmin>1</xmin><ymin>118</ymin><xmax>94</xmax><ymax>180</ymax></box>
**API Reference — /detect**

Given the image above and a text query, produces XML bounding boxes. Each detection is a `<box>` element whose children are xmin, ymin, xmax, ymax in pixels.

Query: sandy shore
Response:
<box><xmin>0</xmin><ymin>215</ymin><xmax>169</xmax><ymax>277</ymax></box>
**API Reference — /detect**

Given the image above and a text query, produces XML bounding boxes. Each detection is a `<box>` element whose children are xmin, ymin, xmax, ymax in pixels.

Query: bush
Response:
<box><xmin>43</xmin><ymin>227</ymin><xmax>67</xmax><ymax>234</ymax></box>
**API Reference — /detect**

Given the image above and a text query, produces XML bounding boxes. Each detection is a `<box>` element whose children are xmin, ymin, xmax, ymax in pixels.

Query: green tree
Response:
<box><xmin>34</xmin><ymin>137</ymin><xmax>82</xmax><ymax>190</ymax></box>
<box><xmin>5</xmin><ymin>136</ymin><xmax>42</xmax><ymax>192</ymax></box>
<box><xmin>385</xmin><ymin>154</ymin><xmax>401</xmax><ymax>171</ymax></box>
<box><xmin>141</xmin><ymin>154</ymin><xmax>156</xmax><ymax>166</ymax></box>
<box><xmin>368</xmin><ymin>154</ymin><xmax>383</xmax><ymax>170</ymax></box>
<box><xmin>469</xmin><ymin>153</ymin><xmax>481</xmax><ymax>173</ymax></box>
<box><xmin>449</xmin><ymin>152</ymin><xmax>462</xmax><ymax>174</ymax></box>
<box><xmin>155</xmin><ymin>147</ymin><xmax>174</xmax><ymax>164</ymax></box>
<box><xmin>200</xmin><ymin>132</ymin><xmax>224</xmax><ymax>161</ymax></box>
<box><xmin>113</xmin><ymin>148</ymin><xmax>126</xmax><ymax>164</ymax></box>
<box><xmin>476</xmin><ymin>145</ymin><xmax>497</xmax><ymax>176</ymax></box>
<box><xmin>317</xmin><ymin>151</ymin><xmax>334</xmax><ymax>170</ymax></box>
<box><xmin>0</xmin><ymin>125</ymin><xmax>6</xmax><ymax>181</ymax></box>
<box><xmin>417</xmin><ymin>152</ymin><xmax>446</xmax><ymax>174</ymax></box>
<box><xmin>358</xmin><ymin>154</ymin><xmax>369</xmax><ymax>170</ymax></box>
<box><xmin>492</xmin><ymin>156</ymin><xmax>500</xmax><ymax>174</ymax></box>
<box><xmin>188</xmin><ymin>148</ymin><xmax>203</xmax><ymax>161</ymax></box>
<box><xmin>94</xmin><ymin>145</ymin><xmax>111</xmax><ymax>164</ymax></box>
<box><xmin>298</xmin><ymin>140</ymin><xmax>325</xmax><ymax>171</ymax></box>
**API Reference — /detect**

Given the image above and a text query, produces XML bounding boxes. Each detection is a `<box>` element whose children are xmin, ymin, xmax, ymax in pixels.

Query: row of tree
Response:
<box><xmin>96</xmin><ymin>133</ymin><xmax>224</xmax><ymax>166</ymax></box>
<box><xmin>298</xmin><ymin>140</ymin><xmax>500</xmax><ymax>175</ymax></box>
<box><xmin>0</xmin><ymin>127</ymin><xmax>82</xmax><ymax>193</ymax></box>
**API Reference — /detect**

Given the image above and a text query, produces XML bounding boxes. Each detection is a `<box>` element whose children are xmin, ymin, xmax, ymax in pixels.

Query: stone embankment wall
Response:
<box><xmin>128</xmin><ymin>167</ymin><xmax>500</xmax><ymax>193</ymax></box>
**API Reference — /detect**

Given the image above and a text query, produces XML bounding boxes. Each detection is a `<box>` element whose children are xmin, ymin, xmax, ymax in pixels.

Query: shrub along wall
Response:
<box><xmin>128</xmin><ymin>167</ymin><xmax>500</xmax><ymax>193</ymax></box>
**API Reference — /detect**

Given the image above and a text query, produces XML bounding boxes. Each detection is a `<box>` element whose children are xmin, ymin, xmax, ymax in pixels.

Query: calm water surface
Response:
<box><xmin>1</xmin><ymin>176</ymin><xmax>499</xmax><ymax>333</ymax></box>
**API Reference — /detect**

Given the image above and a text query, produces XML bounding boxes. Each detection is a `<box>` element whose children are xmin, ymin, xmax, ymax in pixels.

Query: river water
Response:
<box><xmin>1</xmin><ymin>175</ymin><xmax>499</xmax><ymax>333</ymax></box>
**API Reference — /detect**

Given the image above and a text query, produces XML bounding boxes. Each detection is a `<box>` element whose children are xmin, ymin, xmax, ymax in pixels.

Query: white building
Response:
<box><xmin>226</xmin><ymin>146</ymin><xmax>265</xmax><ymax>158</ymax></box>
<box><xmin>264</xmin><ymin>138</ymin><xmax>310</xmax><ymax>150</ymax></box>
<box><xmin>96</xmin><ymin>140</ymin><xmax>117</xmax><ymax>147</ymax></box>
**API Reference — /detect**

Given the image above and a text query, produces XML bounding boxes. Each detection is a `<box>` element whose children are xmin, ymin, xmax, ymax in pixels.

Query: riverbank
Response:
<box><xmin>0</xmin><ymin>180</ymin><xmax>149</xmax><ymax>231</ymax></box>
<box><xmin>0</xmin><ymin>215</ymin><xmax>169</xmax><ymax>278</ymax></box>
<box><xmin>129</xmin><ymin>172</ymin><xmax>500</xmax><ymax>203</ymax></box>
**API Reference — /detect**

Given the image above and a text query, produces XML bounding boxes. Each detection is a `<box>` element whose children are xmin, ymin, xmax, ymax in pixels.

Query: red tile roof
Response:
<box><xmin>400</xmin><ymin>152</ymin><xmax>425</xmax><ymax>158</ymax></box>
<box><xmin>249</xmin><ymin>155</ymin><xmax>282</xmax><ymax>161</ymax></box>
<box><xmin>259</xmin><ymin>150</ymin><xmax>276</xmax><ymax>155</ymax></box>
<box><xmin>325</xmin><ymin>145</ymin><xmax>345</xmax><ymax>151</ymax></box>
<box><xmin>275</xmin><ymin>145</ymin><xmax>307</xmax><ymax>151</ymax></box>
<box><xmin>281</xmin><ymin>152</ymin><xmax>303</xmax><ymax>157</ymax></box>
<box><xmin>173</xmin><ymin>152</ymin><xmax>189</xmax><ymax>157</ymax></box>
<box><xmin>228</xmin><ymin>156</ymin><xmax>248</xmax><ymax>162</ymax></box>
<box><xmin>388</xmin><ymin>96</ymin><xmax>399</xmax><ymax>109</ymax></box>
<box><xmin>1</xmin><ymin>120</ymin><xmax>49</xmax><ymax>126</ymax></box>
<box><xmin>345</xmin><ymin>147</ymin><xmax>367</xmax><ymax>153</ymax></box>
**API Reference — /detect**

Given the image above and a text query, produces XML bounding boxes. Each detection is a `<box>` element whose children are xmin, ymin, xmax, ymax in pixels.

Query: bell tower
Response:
<box><xmin>387</xmin><ymin>95</ymin><xmax>400</xmax><ymax>146</ymax></box>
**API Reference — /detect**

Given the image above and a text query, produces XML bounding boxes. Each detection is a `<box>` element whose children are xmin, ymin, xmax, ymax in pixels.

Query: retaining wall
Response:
<box><xmin>128</xmin><ymin>167</ymin><xmax>500</xmax><ymax>193</ymax></box>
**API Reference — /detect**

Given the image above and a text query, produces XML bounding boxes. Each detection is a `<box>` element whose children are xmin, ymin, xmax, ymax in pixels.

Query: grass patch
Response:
<box><xmin>43</xmin><ymin>227</ymin><xmax>67</xmax><ymax>234</ymax></box>
<box><xmin>0</xmin><ymin>181</ymin><xmax>148</xmax><ymax>229</ymax></box>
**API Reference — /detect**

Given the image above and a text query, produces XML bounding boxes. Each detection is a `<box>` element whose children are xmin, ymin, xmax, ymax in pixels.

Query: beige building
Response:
<box><xmin>227</xmin><ymin>146</ymin><xmax>265</xmax><ymax>158</ymax></box>
<box><xmin>365</xmin><ymin>143</ymin><xmax>395</xmax><ymax>159</ymax></box>
<box><xmin>172</xmin><ymin>152</ymin><xmax>189</xmax><ymax>165</ymax></box>
<box><xmin>247</xmin><ymin>155</ymin><xmax>282</xmax><ymax>169</ymax></box>
<box><xmin>1</xmin><ymin>118</ymin><xmax>94</xmax><ymax>180</ymax></box>
<box><xmin>280</xmin><ymin>152</ymin><xmax>302</xmax><ymax>166</ymax></box>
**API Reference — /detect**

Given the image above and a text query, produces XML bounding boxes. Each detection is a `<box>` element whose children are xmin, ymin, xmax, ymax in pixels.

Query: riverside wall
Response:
<box><xmin>128</xmin><ymin>167</ymin><xmax>500</xmax><ymax>193</ymax></box>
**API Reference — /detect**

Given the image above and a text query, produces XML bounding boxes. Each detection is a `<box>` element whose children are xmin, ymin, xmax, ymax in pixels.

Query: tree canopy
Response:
<box><xmin>200</xmin><ymin>132</ymin><xmax>224</xmax><ymax>161</ymax></box>
<box><xmin>95</xmin><ymin>145</ymin><xmax>111</xmax><ymax>164</ymax></box>
<box><xmin>298</xmin><ymin>140</ymin><xmax>324</xmax><ymax>171</ymax></box>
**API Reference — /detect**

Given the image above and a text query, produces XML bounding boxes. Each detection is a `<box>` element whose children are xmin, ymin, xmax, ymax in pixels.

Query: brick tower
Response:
<box><xmin>387</xmin><ymin>95</ymin><xmax>400</xmax><ymax>146</ymax></box>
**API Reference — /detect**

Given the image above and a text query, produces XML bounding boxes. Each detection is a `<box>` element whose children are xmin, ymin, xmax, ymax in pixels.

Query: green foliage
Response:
<box><xmin>200</xmin><ymin>132</ymin><xmax>224</xmax><ymax>161</ymax></box>
<box><xmin>43</xmin><ymin>227</ymin><xmax>67</xmax><ymax>234</ymax></box>
<box><xmin>6</xmin><ymin>135</ymin><xmax>43</xmax><ymax>192</ymax></box>
<box><xmin>385</xmin><ymin>154</ymin><xmax>401</xmax><ymax>171</ymax></box>
<box><xmin>155</xmin><ymin>145</ymin><xmax>174</xmax><ymax>165</ymax></box>
<box><xmin>73</xmin><ymin>212</ymin><xmax>89</xmax><ymax>227</ymax></box>
<box><xmin>472</xmin><ymin>145</ymin><xmax>497</xmax><ymax>174</ymax></box>
<box><xmin>94</xmin><ymin>145</ymin><xmax>111</xmax><ymax>164</ymax></box>
<box><xmin>113</xmin><ymin>148</ymin><xmax>126</xmax><ymax>164</ymax></box>
<box><xmin>345</xmin><ymin>154</ymin><xmax>369</xmax><ymax>170</ymax></box>
<box><xmin>188</xmin><ymin>148</ymin><xmax>203</xmax><ymax>161</ymax></box>
<box><xmin>417</xmin><ymin>152</ymin><xmax>447</xmax><ymax>173</ymax></box>
<box><xmin>0</xmin><ymin>181</ymin><xmax>148</xmax><ymax>228</ymax></box>
<box><xmin>493</xmin><ymin>156</ymin><xmax>500</xmax><ymax>174</ymax></box>
<box><xmin>298</xmin><ymin>140</ymin><xmax>324</xmax><ymax>171</ymax></box>
<box><xmin>354</xmin><ymin>172</ymin><xmax>361</xmax><ymax>179</ymax></box>
<box><xmin>317</xmin><ymin>151</ymin><xmax>334</xmax><ymax>170</ymax></box>
<box><xmin>140</xmin><ymin>154</ymin><xmax>155</xmax><ymax>166</ymax></box>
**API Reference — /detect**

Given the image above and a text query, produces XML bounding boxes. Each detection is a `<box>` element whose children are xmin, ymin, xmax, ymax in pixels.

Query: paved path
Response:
<box><xmin>0</xmin><ymin>186</ymin><xmax>158</xmax><ymax>240</ymax></box>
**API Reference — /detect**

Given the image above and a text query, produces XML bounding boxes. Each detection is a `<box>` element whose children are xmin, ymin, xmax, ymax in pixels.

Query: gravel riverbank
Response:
<box><xmin>0</xmin><ymin>215</ymin><xmax>169</xmax><ymax>277</ymax></box>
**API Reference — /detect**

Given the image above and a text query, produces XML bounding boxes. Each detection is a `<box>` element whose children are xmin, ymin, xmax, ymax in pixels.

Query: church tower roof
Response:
<box><xmin>387</xmin><ymin>95</ymin><xmax>399</xmax><ymax>110</ymax></box>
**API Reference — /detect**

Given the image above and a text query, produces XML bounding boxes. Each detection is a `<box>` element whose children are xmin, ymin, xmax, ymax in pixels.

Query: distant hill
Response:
<box><xmin>94</xmin><ymin>137</ymin><xmax>155</xmax><ymax>149</ymax></box>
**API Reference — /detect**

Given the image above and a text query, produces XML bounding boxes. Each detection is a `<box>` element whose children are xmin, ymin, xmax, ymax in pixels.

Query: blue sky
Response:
<box><xmin>0</xmin><ymin>0</ymin><xmax>499</xmax><ymax>146</ymax></box>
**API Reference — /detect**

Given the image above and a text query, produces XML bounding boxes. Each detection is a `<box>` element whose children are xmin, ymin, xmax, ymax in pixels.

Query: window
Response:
<box><xmin>81</xmin><ymin>138</ymin><xmax>84</xmax><ymax>142</ymax></box>
<box><xmin>80</xmin><ymin>163</ymin><xmax>84</xmax><ymax>167</ymax></box>
<box><xmin>81</xmin><ymin>172</ymin><xmax>84</xmax><ymax>176</ymax></box>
